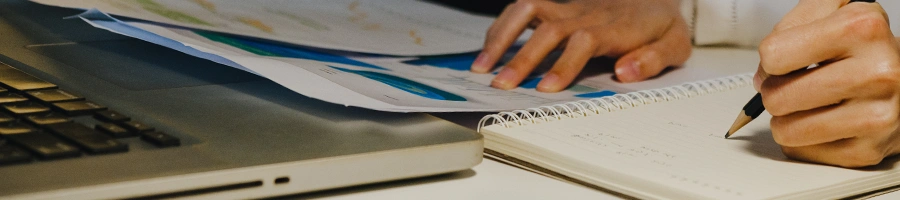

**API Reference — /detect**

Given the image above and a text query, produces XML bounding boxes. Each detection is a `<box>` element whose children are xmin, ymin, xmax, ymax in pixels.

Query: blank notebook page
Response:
<box><xmin>483</xmin><ymin>86</ymin><xmax>899</xmax><ymax>199</ymax></box>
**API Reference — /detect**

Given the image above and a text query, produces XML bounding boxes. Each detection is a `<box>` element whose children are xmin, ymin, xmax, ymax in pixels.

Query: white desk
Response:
<box><xmin>297</xmin><ymin>48</ymin><xmax>899</xmax><ymax>199</ymax></box>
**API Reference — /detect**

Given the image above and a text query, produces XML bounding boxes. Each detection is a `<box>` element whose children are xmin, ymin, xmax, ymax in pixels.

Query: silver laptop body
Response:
<box><xmin>0</xmin><ymin>1</ymin><xmax>483</xmax><ymax>199</ymax></box>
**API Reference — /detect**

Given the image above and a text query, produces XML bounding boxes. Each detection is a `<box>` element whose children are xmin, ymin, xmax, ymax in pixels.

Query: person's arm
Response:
<box><xmin>690</xmin><ymin>0</ymin><xmax>794</xmax><ymax>47</ymax></box>
<box><xmin>691</xmin><ymin>0</ymin><xmax>900</xmax><ymax>48</ymax></box>
<box><xmin>755</xmin><ymin>0</ymin><xmax>900</xmax><ymax>168</ymax></box>
<box><xmin>471</xmin><ymin>0</ymin><xmax>692</xmax><ymax>92</ymax></box>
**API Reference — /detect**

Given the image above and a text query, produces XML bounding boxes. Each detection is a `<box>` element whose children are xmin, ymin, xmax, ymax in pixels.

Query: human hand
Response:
<box><xmin>470</xmin><ymin>0</ymin><xmax>692</xmax><ymax>92</ymax></box>
<box><xmin>755</xmin><ymin>0</ymin><xmax>900</xmax><ymax>167</ymax></box>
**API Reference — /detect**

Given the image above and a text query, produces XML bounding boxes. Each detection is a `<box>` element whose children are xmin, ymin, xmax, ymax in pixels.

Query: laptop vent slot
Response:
<box><xmin>274</xmin><ymin>176</ymin><xmax>291</xmax><ymax>184</ymax></box>
<box><xmin>126</xmin><ymin>180</ymin><xmax>264</xmax><ymax>199</ymax></box>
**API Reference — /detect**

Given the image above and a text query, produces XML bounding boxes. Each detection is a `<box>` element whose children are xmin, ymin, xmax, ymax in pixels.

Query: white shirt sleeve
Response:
<box><xmin>684</xmin><ymin>0</ymin><xmax>900</xmax><ymax>48</ymax></box>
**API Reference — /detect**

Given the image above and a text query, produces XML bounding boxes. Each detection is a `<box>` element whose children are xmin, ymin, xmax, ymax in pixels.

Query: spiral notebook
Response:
<box><xmin>477</xmin><ymin>74</ymin><xmax>900</xmax><ymax>200</ymax></box>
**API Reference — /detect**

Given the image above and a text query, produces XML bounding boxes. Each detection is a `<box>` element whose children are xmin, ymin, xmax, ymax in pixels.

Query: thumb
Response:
<box><xmin>614</xmin><ymin>18</ymin><xmax>692</xmax><ymax>83</ymax></box>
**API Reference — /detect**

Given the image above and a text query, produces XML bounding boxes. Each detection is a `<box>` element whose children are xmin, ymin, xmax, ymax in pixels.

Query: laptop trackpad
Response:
<box><xmin>27</xmin><ymin>39</ymin><xmax>263</xmax><ymax>91</ymax></box>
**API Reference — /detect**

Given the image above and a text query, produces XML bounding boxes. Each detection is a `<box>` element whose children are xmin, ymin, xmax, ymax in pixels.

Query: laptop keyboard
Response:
<box><xmin>0</xmin><ymin>61</ymin><xmax>180</xmax><ymax>165</ymax></box>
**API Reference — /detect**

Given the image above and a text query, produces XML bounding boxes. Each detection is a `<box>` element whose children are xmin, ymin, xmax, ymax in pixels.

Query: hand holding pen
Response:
<box><xmin>726</xmin><ymin>0</ymin><xmax>900</xmax><ymax>168</ymax></box>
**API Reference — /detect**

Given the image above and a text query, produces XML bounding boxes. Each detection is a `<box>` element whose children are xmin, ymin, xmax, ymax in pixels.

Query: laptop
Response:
<box><xmin>0</xmin><ymin>1</ymin><xmax>483</xmax><ymax>199</ymax></box>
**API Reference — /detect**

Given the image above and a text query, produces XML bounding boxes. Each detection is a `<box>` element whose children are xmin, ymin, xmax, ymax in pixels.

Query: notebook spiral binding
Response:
<box><xmin>477</xmin><ymin>73</ymin><xmax>755</xmax><ymax>132</ymax></box>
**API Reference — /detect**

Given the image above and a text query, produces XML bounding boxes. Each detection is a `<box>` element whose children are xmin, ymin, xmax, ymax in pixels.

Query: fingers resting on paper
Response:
<box><xmin>472</xmin><ymin>0</ymin><xmax>692</xmax><ymax>92</ymax></box>
<box><xmin>756</xmin><ymin>1</ymin><xmax>900</xmax><ymax>167</ymax></box>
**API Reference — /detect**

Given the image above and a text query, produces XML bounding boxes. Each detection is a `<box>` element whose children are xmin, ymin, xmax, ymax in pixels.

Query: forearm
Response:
<box><xmin>688</xmin><ymin>0</ymin><xmax>795</xmax><ymax>47</ymax></box>
<box><xmin>690</xmin><ymin>1</ymin><xmax>900</xmax><ymax>48</ymax></box>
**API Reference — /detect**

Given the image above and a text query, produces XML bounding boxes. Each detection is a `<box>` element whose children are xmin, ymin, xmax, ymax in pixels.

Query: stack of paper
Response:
<box><xmin>32</xmin><ymin>0</ymin><xmax>729</xmax><ymax>112</ymax></box>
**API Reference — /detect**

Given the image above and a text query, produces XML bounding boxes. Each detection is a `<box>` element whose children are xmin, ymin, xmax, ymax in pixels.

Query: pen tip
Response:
<box><xmin>724</xmin><ymin>131</ymin><xmax>731</xmax><ymax>139</ymax></box>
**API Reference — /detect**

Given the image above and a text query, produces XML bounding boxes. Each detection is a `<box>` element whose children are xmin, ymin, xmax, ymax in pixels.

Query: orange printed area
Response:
<box><xmin>192</xmin><ymin>0</ymin><xmax>217</xmax><ymax>13</ymax></box>
<box><xmin>348</xmin><ymin>1</ymin><xmax>360</xmax><ymax>11</ymax></box>
<box><xmin>364</xmin><ymin>23</ymin><xmax>382</xmax><ymax>31</ymax></box>
<box><xmin>349</xmin><ymin>12</ymin><xmax>367</xmax><ymax>22</ymax></box>
<box><xmin>409</xmin><ymin>30</ymin><xmax>423</xmax><ymax>46</ymax></box>
<box><xmin>345</xmin><ymin>0</ymin><xmax>386</xmax><ymax>33</ymax></box>
<box><xmin>347</xmin><ymin>0</ymin><xmax>367</xmax><ymax>23</ymax></box>
<box><xmin>239</xmin><ymin>17</ymin><xmax>274</xmax><ymax>34</ymax></box>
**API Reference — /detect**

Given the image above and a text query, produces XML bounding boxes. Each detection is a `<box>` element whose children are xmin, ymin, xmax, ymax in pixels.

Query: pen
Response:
<box><xmin>724</xmin><ymin>0</ymin><xmax>876</xmax><ymax>139</ymax></box>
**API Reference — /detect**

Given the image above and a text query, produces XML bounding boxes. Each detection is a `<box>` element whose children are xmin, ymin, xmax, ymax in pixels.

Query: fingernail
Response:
<box><xmin>616</xmin><ymin>61</ymin><xmax>641</xmax><ymax>82</ymax></box>
<box><xmin>492</xmin><ymin>67</ymin><xmax>518</xmax><ymax>89</ymax></box>
<box><xmin>471</xmin><ymin>53</ymin><xmax>491</xmax><ymax>73</ymax></box>
<box><xmin>537</xmin><ymin>73</ymin><xmax>560</xmax><ymax>92</ymax></box>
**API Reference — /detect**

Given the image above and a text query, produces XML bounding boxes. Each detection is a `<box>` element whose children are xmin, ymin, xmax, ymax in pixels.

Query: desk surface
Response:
<box><xmin>295</xmin><ymin>48</ymin><xmax>900</xmax><ymax>199</ymax></box>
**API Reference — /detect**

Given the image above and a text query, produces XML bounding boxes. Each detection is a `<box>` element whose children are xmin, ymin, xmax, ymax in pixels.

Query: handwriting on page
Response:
<box><xmin>520</xmin><ymin>89</ymin><xmax>763</xmax><ymax>198</ymax></box>
<box><xmin>570</xmin><ymin>132</ymin><xmax>677</xmax><ymax>167</ymax></box>
<box><xmin>530</xmin><ymin>125</ymin><xmax>745</xmax><ymax>197</ymax></box>
<box><xmin>496</xmin><ymin>84</ymin><xmax>883</xmax><ymax>199</ymax></box>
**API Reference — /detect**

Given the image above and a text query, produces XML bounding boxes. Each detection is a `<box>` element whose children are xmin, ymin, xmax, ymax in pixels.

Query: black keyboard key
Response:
<box><xmin>141</xmin><ymin>131</ymin><xmax>180</xmax><ymax>147</ymax></box>
<box><xmin>2</xmin><ymin>101</ymin><xmax>51</xmax><ymax>116</ymax></box>
<box><xmin>0</xmin><ymin>140</ymin><xmax>32</xmax><ymax>165</ymax></box>
<box><xmin>0</xmin><ymin>93</ymin><xmax>28</xmax><ymax>104</ymax></box>
<box><xmin>96</xmin><ymin>123</ymin><xmax>133</xmax><ymax>138</ymax></box>
<box><xmin>0</xmin><ymin>62</ymin><xmax>57</xmax><ymax>91</ymax></box>
<box><xmin>94</xmin><ymin>110</ymin><xmax>131</xmax><ymax>122</ymax></box>
<box><xmin>45</xmin><ymin>122</ymin><xmax>127</xmax><ymax>154</ymax></box>
<box><xmin>25</xmin><ymin>113</ymin><xmax>71</xmax><ymax>125</ymax></box>
<box><xmin>120</xmin><ymin>121</ymin><xmax>154</xmax><ymax>133</ymax></box>
<box><xmin>26</xmin><ymin>89</ymin><xmax>84</xmax><ymax>103</ymax></box>
<box><xmin>52</xmin><ymin>101</ymin><xmax>106</xmax><ymax>116</ymax></box>
<box><xmin>0</xmin><ymin>112</ymin><xmax>14</xmax><ymax>124</ymax></box>
<box><xmin>0</xmin><ymin>123</ymin><xmax>35</xmax><ymax>135</ymax></box>
<box><xmin>2</xmin><ymin>131</ymin><xmax>80</xmax><ymax>159</ymax></box>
